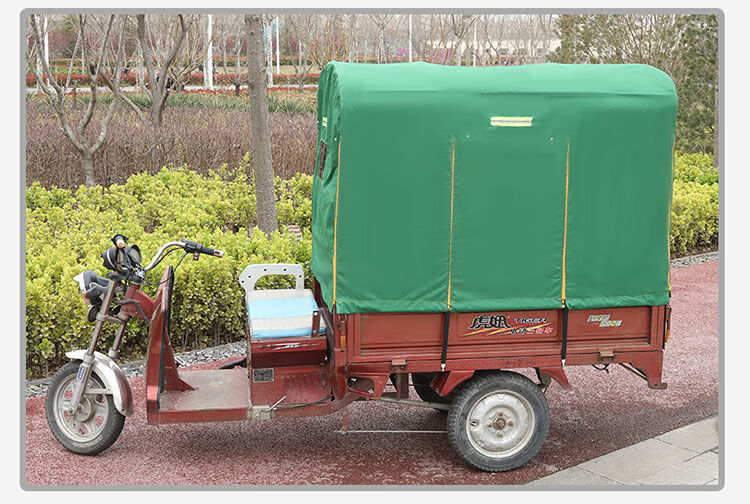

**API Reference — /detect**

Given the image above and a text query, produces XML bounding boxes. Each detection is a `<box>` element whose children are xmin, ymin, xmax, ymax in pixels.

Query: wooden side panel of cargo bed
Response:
<box><xmin>350</xmin><ymin>306</ymin><xmax>661</xmax><ymax>363</ymax></box>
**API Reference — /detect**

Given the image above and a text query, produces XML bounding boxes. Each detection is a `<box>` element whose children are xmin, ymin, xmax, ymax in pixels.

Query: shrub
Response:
<box><xmin>26</xmin><ymin>72</ymin><xmax>321</xmax><ymax>88</ymax></box>
<box><xmin>74</xmin><ymin>88</ymin><xmax>317</xmax><ymax>114</ymax></box>
<box><xmin>25</xmin><ymin>101</ymin><xmax>318</xmax><ymax>188</ymax></box>
<box><xmin>25</xmin><ymin>164</ymin><xmax>313</xmax><ymax>378</ymax></box>
<box><xmin>674</xmin><ymin>152</ymin><xmax>718</xmax><ymax>185</ymax></box>
<box><xmin>668</xmin><ymin>152</ymin><xmax>719</xmax><ymax>254</ymax></box>
<box><xmin>670</xmin><ymin>178</ymin><xmax>719</xmax><ymax>254</ymax></box>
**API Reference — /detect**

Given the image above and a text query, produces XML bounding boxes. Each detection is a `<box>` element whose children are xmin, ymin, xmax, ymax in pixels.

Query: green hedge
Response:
<box><xmin>26</xmin><ymin>158</ymin><xmax>312</xmax><ymax>377</ymax></box>
<box><xmin>674</xmin><ymin>152</ymin><xmax>719</xmax><ymax>185</ymax></box>
<box><xmin>670</xmin><ymin>153</ymin><xmax>719</xmax><ymax>254</ymax></box>
<box><xmin>25</xmin><ymin>153</ymin><xmax>718</xmax><ymax>378</ymax></box>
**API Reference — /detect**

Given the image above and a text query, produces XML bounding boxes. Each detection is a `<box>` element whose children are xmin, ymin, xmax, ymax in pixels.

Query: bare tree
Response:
<box><xmin>134</xmin><ymin>37</ymin><xmax>146</xmax><ymax>91</ymax></box>
<box><xmin>370</xmin><ymin>14</ymin><xmax>393</xmax><ymax>63</ymax></box>
<box><xmin>474</xmin><ymin>15</ymin><xmax>506</xmax><ymax>66</ymax></box>
<box><xmin>307</xmin><ymin>14</ymin><xmax>353</xmax><ymax>70</ymax></box>
<box><xmin>168</xmin><ymin>15</ymin><xmax>205</xmax><ymax>92</ymax></box>
<box><xmin>26</xmin><ymin>14</ymin><xmax>126</xmax><ymax>187</ymax></box>
<box><xmin>285</xmin><ymin>15</ymin><xmax>314</xmax><ymax>94</ymax></box>
<box><xmin>96</xmin><ymin>14</ymin><xmax>195</xmax><ymax>170</ymax></box>
<box><xmin>412</xmin><ymin>15</ymin><xmax>452</xmax><ymax>64</ymax></box>
<box><xmin>101</xmin><ymin>15</ymin><xmax>194</xmax><ymax>127</ymax></box>
<box><xmin>346</xmin><ymin>14</ymin><xmax>358</xmax><ymax>62</ymax></box>
<box><xmin>216</xmin><ymin>14</ymin><xmax>246</xmax><ymax>95</ymax></box>
<box><xmin>245</xmin><ymin>14</ymin><xmax>278</xmax><ymax>234</ymax></box>
<box><xmin>446</xmin><ymin>14</ymin><xmax>475</xmax><ymax>66</ymax></box>
<box><xmin>505</xmin><ymin>15</ymin><xmax>556</xmax><ymax>64</ymax></box>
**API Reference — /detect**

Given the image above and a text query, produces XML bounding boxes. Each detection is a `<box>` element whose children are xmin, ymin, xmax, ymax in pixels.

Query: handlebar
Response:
<box><xmin>142</xmin><ymin>239</ymin><xmax>224</xmax><ymax>272</ymax></box>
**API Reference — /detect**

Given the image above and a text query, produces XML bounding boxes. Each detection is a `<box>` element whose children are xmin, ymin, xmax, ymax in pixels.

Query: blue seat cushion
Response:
<box><xmin>247</xmin><ymin>289</ymin><xmax>327</xmax><ymax>339</ymax></box>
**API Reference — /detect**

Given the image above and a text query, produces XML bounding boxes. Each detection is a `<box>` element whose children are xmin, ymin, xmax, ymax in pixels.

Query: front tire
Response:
<box><xmin>45</xmin><ymin>360</ymin><xmax>125</xmax><ymax>455</ymax></box>
<box><xmin>447</xmin><ymin>371</ymin><xmax>549</xmax><ymax>472</ymax></box>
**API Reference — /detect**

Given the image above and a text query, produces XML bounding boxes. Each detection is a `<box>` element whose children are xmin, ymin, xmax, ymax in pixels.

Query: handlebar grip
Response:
<box><xmin>199</xmin><ymin>245</ymin><xmax>224</xmax><ymax>258</ymax></box>
<box><xmin>182</xmin><ymin>239</ymin><xmax>224</xmax><ymax>258</ymax></box>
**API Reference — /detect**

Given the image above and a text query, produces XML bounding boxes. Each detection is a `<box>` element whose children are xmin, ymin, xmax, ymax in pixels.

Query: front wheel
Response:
<box><xmin>45</xmin><ymin>360</ymin><xmax>125</xmax><ymax>455</ymax></box>
<box><xmin>447</xmin><ymin>371</ymin><xmax>549</xmax><ymax>472</ymax></box>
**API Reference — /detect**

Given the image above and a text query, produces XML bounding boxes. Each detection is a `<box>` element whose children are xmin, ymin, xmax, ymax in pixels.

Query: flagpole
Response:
<box><xmin>408</xmin><ymin>14</ymin><xmax>413</xmax><ymax>63</ymax></box>
<box><xmin>275</xmin><ymin>16</ymin><xmax>280</xmax><ymax>75</ymax></box>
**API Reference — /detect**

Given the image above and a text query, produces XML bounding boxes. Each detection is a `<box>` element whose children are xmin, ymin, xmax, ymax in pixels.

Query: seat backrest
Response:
<box><xmin>238</xmin><ymin>264</ymin><xmax>305</xmax><ymax>300</ymax></box>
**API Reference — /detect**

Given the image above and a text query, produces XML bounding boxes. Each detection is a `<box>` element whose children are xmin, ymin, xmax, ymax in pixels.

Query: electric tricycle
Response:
<box><xmin>45</xmin><ymin>62</ymin><xmax>677</xmax><ymax>472</ymax></box>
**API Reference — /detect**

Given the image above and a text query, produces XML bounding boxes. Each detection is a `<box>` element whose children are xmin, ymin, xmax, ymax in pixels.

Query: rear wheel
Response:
<box><xmin>45</xmin><ymin>360</ymin><xmax>125</xmax><ymax>455</ymax></box>
<box><xmin>447</xmin><ymin>371</ymin><xmax>549</xmax><ymax>472</ymax></box>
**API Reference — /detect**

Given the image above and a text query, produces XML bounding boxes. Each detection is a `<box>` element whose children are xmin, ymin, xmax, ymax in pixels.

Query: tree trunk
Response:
<box><xmin>245</xmin><ymin>14</ymin><xmax>278</xmax><ymax>234</ymax></box>
<box><xmin>137</xmin><ymin>44</ymin><xmax>145</xmax><ymax>92</ymax></box>
<box><xmin>81</xmin><ymin>151</ymin><xmax>96</xmax><ymax>187</ymax></box>
<box><xmin>150</xmin><ymin>106</ymin><xmax>164</xmax><ymax>170</ymax></box>
<box><xmin>235</xmin><ymin>83</ymin><xmax>240</xmax><ymax>96</ymax></box>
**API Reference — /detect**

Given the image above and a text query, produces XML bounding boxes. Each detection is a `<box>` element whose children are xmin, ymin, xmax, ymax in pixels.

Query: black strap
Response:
<box><xmin>441</xmin><ymin>312</ymin><xmax>450</xmax><ymax>371</ymax></box>
<box><xmin>561</xmin><ymin>304</ymin><xmax>569</xmax><ymax>366</ymax></box>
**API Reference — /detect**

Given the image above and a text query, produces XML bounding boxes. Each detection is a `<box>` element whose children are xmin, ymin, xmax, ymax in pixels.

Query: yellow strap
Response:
<box><xmin>561</xmin><ymin>142</ymin><xmax>570</xmax><ymax>304</ymax></box>
<box><xmin>447</xmin><ymin>142</ymin><xmax>456</xmax><ymax>311</ymax></box>
<box><xmin>333</xmin><ymin>140</ymin><xmax>341</xmax><ymax>304</ymax></box>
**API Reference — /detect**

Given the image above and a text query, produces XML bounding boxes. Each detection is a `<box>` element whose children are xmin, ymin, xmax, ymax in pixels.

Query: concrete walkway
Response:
<box><xmin>530</xmin><ymin>416</ymin><xmax>720</xmax><ymax>487</ymax></box>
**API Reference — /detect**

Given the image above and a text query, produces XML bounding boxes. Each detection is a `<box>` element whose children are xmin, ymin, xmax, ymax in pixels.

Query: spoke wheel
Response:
<box><xmin>45</xmin><ymin>360</ymin><xmax>125</xmax><ymax>455</ymax></box>
<box><xmin>447</xmin><ymin>371</ymin><xmax>549</xmax><ymax>472</ymax></box>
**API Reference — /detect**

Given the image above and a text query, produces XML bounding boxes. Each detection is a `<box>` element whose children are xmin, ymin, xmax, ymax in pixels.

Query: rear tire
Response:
<box><xmin>45</xmin><ymin>360</ymin><xmax>125</xmax><ymax>455</ymax></box>
<box><xmin>447</xmin><ymin>371</ymin><xmax>549</xmax><ymax>472</ymax></box>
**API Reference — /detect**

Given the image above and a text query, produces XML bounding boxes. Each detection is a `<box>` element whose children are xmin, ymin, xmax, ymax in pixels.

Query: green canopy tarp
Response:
<box><xmin>311</xmin><ymin>62</ymin><xmax>677</xmax><ymax>314</ymax></box>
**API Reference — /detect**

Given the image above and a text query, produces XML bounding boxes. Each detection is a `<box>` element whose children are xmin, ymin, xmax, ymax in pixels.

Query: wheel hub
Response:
<box><xmin>492</xmin><ymin>416</ymin><xmax>507</xmax><ymax>430</ymax></box>
<box><xmin>54</xmin><ymin>374</ymin><xmax>110</xmax><ymax>443</ymax></box>
<box><xmin>465</xmin><ymin>390</ymin><xmax>536</xmax><ymax>459</ymax></box>
<box><xmin>73</xmin><ymin>396</ymin><xmax>95</xmax><ymax>422</ymax></box>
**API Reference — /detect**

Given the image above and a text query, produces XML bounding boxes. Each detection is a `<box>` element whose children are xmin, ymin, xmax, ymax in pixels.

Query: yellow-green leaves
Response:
<box><xmin>670</xmin><ymin>152</ymin><xmax>718</xmax><ymax>254</ymax></box>
<box><xmin>25</xmin><ymin>165</ymin><xmax>314</xmax><ymax>378</ymax></box>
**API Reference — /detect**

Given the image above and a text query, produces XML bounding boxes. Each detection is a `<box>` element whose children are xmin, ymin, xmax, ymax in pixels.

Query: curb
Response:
<box><xmin>529</xmin><ymin>416</ymin><xmax>719</xmax><ymax>486</ymax></box>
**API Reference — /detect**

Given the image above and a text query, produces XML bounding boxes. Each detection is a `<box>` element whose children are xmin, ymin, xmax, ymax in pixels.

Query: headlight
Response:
<box><xmin>102</xmin><ymin>246</ymin><xmax>121</xmax><ymax>271</ymax></box>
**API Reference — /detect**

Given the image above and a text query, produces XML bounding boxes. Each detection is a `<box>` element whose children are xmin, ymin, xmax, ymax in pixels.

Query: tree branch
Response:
<box><xmin>64</xmin><ymin>31</ymin><xmax>82</xmax><ymax>91</ymax></box>
<box><xmin>29</xmin><ymin>15</ymin><xmax>63</xmax><ymax>97</ymax></box>
<box><xmin>78</xmin><ymin>15</ymin><xmax>114</xmax><ymax>138</ymax></box>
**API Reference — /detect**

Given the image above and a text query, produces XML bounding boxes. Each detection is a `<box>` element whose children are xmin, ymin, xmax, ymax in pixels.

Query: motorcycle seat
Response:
<box><xmin>246</xmin><ymin>289</ymin><xmax>327</xmax><ymax>339</ymax></box>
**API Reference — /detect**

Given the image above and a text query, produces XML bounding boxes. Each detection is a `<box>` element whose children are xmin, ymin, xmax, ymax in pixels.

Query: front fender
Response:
<box><xmin>66</xmin><ymin>350</ymin><xmax>134</xmax><ymax>417</ymax></box>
